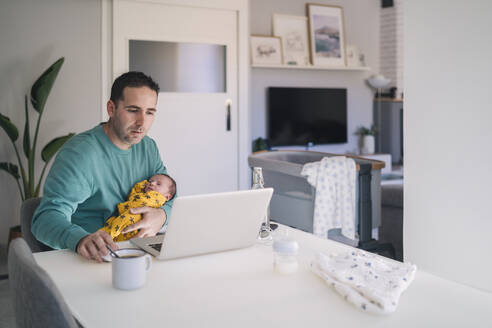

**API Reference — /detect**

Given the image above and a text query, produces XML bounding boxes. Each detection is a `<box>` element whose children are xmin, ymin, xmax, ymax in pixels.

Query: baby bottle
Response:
<box><xmin>272</xmin><ymin>236</ymin><xmax>299</xmax><ymax>274</ymax></box>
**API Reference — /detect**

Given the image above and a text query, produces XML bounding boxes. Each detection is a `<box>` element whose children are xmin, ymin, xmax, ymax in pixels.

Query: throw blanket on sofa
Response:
<box><xmin>301</xmin><ymin>156</ymin><xmax>356</xmax><ymax>240</ymax></box>
<box><xmin>311</xmin><ymin>251</ymin><xmax>417</xmax><ymax>314</ymax></box>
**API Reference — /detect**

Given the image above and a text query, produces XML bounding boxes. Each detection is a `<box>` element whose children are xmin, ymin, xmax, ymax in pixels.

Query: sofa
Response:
<box><xmin>247</xmin><ymin>150</ymin><xmax>385</xmax><ymax>247</ymax></box>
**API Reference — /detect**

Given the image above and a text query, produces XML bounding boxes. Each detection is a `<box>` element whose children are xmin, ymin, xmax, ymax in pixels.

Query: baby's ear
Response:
<box><xmin>165</xmin><ymin>194</ymin><xmax>172</xmax><ymax>201</ymax></box>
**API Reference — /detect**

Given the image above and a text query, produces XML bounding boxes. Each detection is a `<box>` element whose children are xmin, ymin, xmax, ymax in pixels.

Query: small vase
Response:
<box><xmin>362</xmin><ymin>135</ymin><xmax>375</xmax><ymax>155</ymax></box>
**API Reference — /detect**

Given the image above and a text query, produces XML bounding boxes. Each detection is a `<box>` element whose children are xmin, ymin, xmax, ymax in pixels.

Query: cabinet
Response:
<box><xmin>373</xmin><ymin>99</ymin><xmax>403</xmax><ymax>164</ymax></box>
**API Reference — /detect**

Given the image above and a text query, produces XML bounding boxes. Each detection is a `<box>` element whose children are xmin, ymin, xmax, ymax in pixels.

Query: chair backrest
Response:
<box><xmin>8</xmin><ymin>238</ymin><xmax>78</xmax><ymax>328</ymax></box>
<box><xmin>20</xmin><ymin>197</ymin><xmax>52</xmax><ymax>252</ymax></box>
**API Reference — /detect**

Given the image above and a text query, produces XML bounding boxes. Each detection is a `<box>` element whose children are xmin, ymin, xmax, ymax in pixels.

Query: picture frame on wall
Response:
<box><xmin>250</xmin><ymin>35</ymin><xmax>283</xmax><ymax>65</ymax></box>
<box><xmin>272</xmin><ymin>14</ymin><xmax>310</xmax><ymax>66</ymax></box>
<box><xmin>306</xmin><ymin>3</ymin><xmax>347</xmax><ymax>67</ymax></box>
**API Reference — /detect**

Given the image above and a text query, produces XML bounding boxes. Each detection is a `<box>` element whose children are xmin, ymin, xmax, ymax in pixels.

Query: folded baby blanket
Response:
<box><xmin>311</xmin><ymin>251</ymin><xmax>417</xmax><ymax>314</ymax></box>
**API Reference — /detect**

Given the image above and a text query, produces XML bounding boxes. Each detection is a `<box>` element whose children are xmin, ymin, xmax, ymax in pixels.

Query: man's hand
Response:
<box><xmin>77</xmin><ymin>230</ymin><xmax>118</xmax><ymax>263</ymax></box>
<box><xmin>122</xmin><ymin>207</ymin><xmax>166</xmax><ymax>238</ymax></box>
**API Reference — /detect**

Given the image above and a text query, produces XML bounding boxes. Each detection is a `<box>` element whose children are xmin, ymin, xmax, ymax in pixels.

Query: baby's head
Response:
<box><xmin>144</xmin><ymin>174</ymin><xmax>176</xmax><ymax>201</ymax></box>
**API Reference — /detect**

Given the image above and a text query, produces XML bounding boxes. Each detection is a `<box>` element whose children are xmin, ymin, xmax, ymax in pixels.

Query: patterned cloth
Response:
<box><xmin>101</xmin><ymin>180</ymin><xmax>167</xmax><ymax>241</ymax></box>
<box><xmin>311</xmin><ymin>251</ymin><xmax>417</xmax><ymax>314</ymax></box>
<box><xmin>301</xmin><ymin>156</ymin><xmax>356</xmax><ymax>240</ymax></box>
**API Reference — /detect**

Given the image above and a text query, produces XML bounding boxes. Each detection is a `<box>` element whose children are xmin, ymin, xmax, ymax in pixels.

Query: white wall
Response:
<box><xmin>249</xmin><ymin>0</ymin><xmax>379</xmax><ymax>153</ymax></box>
<box><xmin>0</xmin><ymin>0</ymin><xmax>102</xmax><ymax>243</ymax></box>
<box><xmin>405</xmin><ymin>0</ymin><xmax>492</xmax><ymax>292</ymax></box>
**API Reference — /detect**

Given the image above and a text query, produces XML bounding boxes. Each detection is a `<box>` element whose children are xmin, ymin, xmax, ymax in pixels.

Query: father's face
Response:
<box><xmin>107</xmin><ymin>86</ymin><xmax>157</xmax><ymax>149</ymax></box>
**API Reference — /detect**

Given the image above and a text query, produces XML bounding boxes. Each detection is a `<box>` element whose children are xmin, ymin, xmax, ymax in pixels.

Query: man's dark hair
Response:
<box><xmin>110</xmin><ymin>71</ymin><xmax>160</xmax><ymax>105</ymax></box>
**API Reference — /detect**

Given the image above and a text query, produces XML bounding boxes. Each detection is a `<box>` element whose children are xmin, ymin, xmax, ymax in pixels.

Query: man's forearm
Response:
<box><xmin>32</xmin><ymin>209</ymin><xmax>89</xmax><ymax>251</ymax></box>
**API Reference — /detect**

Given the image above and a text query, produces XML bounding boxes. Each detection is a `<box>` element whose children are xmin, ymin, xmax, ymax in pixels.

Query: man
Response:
<box><xmin>32</xmin><ymin>72</ymin><xmax>171</xmax><ymax>262</ymax></box>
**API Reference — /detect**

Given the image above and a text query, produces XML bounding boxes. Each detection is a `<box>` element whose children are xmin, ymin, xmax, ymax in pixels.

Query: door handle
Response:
<box><xmin>226</xmin><ymin>99</ymin><xmax>231</xmax><ymax>131</ymax></box>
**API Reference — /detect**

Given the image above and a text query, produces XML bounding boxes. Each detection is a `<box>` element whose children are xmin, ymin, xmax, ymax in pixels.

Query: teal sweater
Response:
<box><xmin>31</xmin><ymin>125</ymin><xmax>172</xmax><ymax>251</ymax></box>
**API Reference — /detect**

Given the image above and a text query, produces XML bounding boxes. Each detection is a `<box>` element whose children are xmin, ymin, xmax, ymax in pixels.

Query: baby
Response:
<box><xmin>101</xmin><ymin>174</ymin><xmax>176</xmax><ymax>241</ymax></box>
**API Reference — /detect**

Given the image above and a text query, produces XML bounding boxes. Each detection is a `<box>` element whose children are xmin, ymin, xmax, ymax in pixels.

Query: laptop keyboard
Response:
<box><xmin>149</xmin><ymin>243</ymin><xmax>162</xmax><ymax>252</ymax></box>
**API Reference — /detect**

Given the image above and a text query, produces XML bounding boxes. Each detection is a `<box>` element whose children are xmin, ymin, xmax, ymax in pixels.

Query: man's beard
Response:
<box><xmin>114</xmin><ymin>120</ymin><xmax>145</xmax><ymax>145</ymax></box>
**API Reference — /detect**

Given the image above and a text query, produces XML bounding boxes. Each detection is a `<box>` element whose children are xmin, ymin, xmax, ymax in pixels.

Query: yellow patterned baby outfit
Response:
<box><xmin>101</xmin><ymin>180</ymin><xmax>167</xmax><ymax>241</ymax></box>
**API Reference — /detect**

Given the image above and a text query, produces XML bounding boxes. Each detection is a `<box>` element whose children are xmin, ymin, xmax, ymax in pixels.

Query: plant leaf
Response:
<box><xmin>0</xmin><ymin>162</ymin><xmax>20</xmax><ymax>180</ymax></box>
<box><xmin>41</xmin><ymin>133</ymin><xmax>75</xmax><ymax>162</ymax></box>
<box><xmin>0</xmin><ymin>112</ymin><xmax>19</xmax><ymax>142</ymax></box>
<box><xmin>30</xmin><ymin>57</ymin><xmax>64</xmax><ymax>114</ymax></box>
<box><xmin>23</xmin><ymin>95</ymin><xmax>31</xmax><ymax>158</ymax></box>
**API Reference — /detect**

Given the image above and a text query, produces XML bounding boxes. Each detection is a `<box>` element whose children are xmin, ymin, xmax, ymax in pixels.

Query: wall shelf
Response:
<box><xmin>251</xmin><ymin>64</ymin><xmax>371</xmax><ymax>71</ymax></box>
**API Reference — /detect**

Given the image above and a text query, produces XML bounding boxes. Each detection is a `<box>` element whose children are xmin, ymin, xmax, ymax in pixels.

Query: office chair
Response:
<box><xmin>20</xmin><ymin>197</ymin><xmax>52</xmax><ymax>252</ymax></box>
<box><xmin>8</xmin><ymin>238</ymin><xmax>79</xmax><ymax>328</ymax></box>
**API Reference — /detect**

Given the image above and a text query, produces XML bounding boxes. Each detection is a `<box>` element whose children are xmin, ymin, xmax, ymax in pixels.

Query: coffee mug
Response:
<box><xmin>111</xmin><ymin>248</ymin><xmax>152</xmax><ymax>290</ymax></box>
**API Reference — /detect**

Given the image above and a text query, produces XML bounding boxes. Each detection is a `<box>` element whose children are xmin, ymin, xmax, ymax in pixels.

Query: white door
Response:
<box><xmin>113</xmin><ymin>0</ymin><xmax>238</xmax><ymax>196</ymax></box>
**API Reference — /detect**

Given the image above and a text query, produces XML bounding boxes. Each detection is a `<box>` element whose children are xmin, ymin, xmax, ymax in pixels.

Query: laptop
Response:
<box><xmin>130</xmin><ymin>188</ymin><xmax>273</xmax><ymax>260</ymax></box>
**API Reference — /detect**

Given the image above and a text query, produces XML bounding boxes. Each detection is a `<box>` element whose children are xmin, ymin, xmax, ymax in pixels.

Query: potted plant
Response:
<box><xmin>252</xmin><ymin>137</ymin><xmax>270</xmax><ymax>153</ymax></box>
<box><xmin>0</xmin><ymin>57</ymin><xmax>74</xmax><ymax>242</ymax></box>
<box><xmin>354</xmin><ymin>124</ymin><xmax>378</xmax><ymax>155</ymax></box>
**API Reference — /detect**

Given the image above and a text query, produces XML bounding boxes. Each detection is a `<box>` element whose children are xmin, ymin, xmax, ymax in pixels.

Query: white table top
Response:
<box><xmin>34</xmin><ymin>226</ymin><xmax>492</xmax><ymax>328</ymax></box>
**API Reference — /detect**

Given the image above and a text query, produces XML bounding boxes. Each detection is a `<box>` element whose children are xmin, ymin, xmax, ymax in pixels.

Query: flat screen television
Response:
<box><xmin>268</xmin><ymin>87</ymin><xmax>347</xmax><ymax>146</ymax></box>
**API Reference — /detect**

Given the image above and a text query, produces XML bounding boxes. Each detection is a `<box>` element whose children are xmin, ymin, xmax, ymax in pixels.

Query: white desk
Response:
<box><xmin>34</xmin><ymin>226</ymin><xmax>492</xmax><ymax>327</ymax></box>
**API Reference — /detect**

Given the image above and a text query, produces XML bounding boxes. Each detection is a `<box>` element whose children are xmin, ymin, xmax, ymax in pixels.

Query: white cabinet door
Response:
<box><xmin>113</xmin><ymin>0</ymin><xmax>238</xmax><ymax>196</ymax></box>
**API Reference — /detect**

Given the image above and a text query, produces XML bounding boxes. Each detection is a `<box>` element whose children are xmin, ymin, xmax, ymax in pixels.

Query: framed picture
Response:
<box><xmin>272</xmin><ymin>14</ymin><xmax>310</xmax><ymax>66</ymax></box>
<box><xmin>250</xmin><ymin>35</ymin><xmax>283</xmax><ymax>65</ymax></box>
<box><xmin>306</xmin><ymin>3</ymin><xmax>347</xmax><ymax>67</ymax></box>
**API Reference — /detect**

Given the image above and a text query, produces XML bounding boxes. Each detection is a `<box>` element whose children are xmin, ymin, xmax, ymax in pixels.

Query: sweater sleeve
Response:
<box><xmin>31</xmin><ymin>144</ymin><xmax>93</xmax><ymax>251</ymax></box>
<box><xmin>150</xmin><ymin>139</ymin><xmax>173</xmax><ymax>226</ymax></box>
